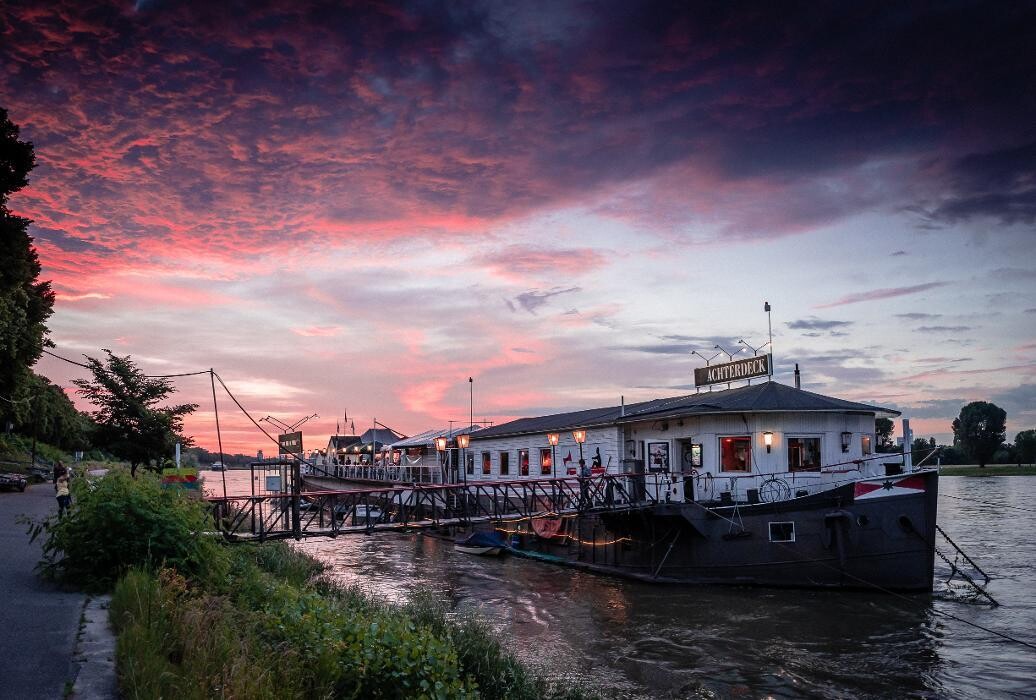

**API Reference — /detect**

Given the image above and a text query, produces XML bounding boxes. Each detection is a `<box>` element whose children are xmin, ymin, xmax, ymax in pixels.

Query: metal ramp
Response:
<box><xmin>206</xmin><ymin>474</ymin><xmax>657</xmax><ymax>542</ymax></box>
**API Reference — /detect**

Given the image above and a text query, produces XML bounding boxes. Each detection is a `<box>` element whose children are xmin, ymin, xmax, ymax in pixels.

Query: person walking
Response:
<box><xmin>54</xmin><ymin>462</ymin><xmax>71</xmax><ymax>517</ymax></box>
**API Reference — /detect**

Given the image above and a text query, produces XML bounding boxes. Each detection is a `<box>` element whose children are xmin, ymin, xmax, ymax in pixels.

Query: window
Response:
<box><xmin>788</xmin><ymin>437</ymin><xmax>821</xmax><ymax>471</ymax></box>
<box><xmin>861</xmin><ymin>434</ymin><xmax>873</xmax><ymax>455</ymax></box>
<box><xmin>540</xmin><ymin>448</ymin><xmax>552</xmax><ymax>475</ymax></box>
<box><xmin>466</xmin><ymin>453</ymin><xmax>474</xmax><ymax>475</ymax></box>
<box><xmin>769</xmin><ymin>521</ymin><xmax>795</xmax><ymax>542</ymax></box>
<box><xmin>482</xmin><ymin>452</ymin><xmax>491</xmax><ymax>475</ymax></box>
<box><xmin>519</xmin><ymin>449</ymin><xmax>530</xmax><ymax>476</ymax></box>
<box><xmin>499</xmin><ymin>451</ymin><xmax>510</xmax><ymax>476</ymax></box>
<box><xmin>720</xmin><ymin>436</ymin><xmax>751</xmax><ymax>472</ymax></box>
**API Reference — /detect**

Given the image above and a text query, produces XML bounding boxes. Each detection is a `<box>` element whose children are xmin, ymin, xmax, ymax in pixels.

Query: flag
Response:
<box><xmin>336</xmin><ymin>420</ymin><xmax>340</xmax><ymax>435</ymax></box>
<box><xmin>563</xmin><ymin>452</ymin><xmax>572</xmax><ymax>466</ymax></box>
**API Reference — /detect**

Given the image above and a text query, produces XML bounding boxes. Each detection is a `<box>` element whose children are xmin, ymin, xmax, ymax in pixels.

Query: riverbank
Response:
<box><xmin>33</xmin><ymin>468</ymin><xmax>593</xmax><ymax>699</ymax></box>
<box><xmin>939</xmin><ymin>464</ymin><xmax>1036</xmax><ymax>476</ymax></box>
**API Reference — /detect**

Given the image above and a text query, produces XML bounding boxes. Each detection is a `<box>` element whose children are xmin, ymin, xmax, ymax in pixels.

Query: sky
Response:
<box><xmin>2</xmin><ymin>0</ymin><xmax>1035</xmax><ymax>454</ymax></box>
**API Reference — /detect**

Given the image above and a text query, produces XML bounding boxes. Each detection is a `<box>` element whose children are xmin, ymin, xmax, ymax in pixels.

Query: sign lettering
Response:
<box><xmin>694</xmin><ymin>353</ymin><xmax>771</xmax><ymax>387</ymax></box>
<box><xmin>278</xmin><ymin>431</ymin><xmax>304</xmax><ymax>456</ymax></box>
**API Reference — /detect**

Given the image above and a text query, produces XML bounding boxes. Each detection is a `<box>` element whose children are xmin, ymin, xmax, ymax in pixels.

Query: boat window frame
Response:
<box><xmin>861</xmin><ymin>434</ymin><xmax>873</xmax><ymax>455</ymax></box>
<box><xmin>539</xmin><ymin>447</ymin><xmax>552</xmax><ymax>475</ymax></box>
<box><xmin>518</xmin><ymin>448</ymin><xmax>530</xmax><ymax>476</ymax></box>
<box><xmin>769</xmin><ymin>521</ymin><xmax>796</xmax><ymax>542</ymax></box>
<box><xmin>481</xmin><ymin>451</ymin><xmax>492</xmax><ymax>475</ymax></box>
<box><xmin>719</xmin><ymin>435</ymin><xmax>752</xmax><ymax>473</ymax></box>
<box><xmin>499</xmin><ymin>451</ymin><xmax>510</xmax><ymax>476</ymax></box>
<box><xmin>787</xmin><ymin>435</ymin><xmax>823</xmax><ymax>472</ymax></box>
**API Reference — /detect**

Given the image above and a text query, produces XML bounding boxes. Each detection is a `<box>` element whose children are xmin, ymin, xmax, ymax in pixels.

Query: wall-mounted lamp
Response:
<box><xmin>547</xmin><ymin>432</ymin><xmax>560</xmax><ymax>446</ymax></box>
<box><xmin>456</xmin><ymin>434</ymin><xmax>470</xmax><ymax>449</ymax></box>
<box><xmin>433</xmin><ymin>436</ymin><xmax>448</xmax><ymax>452</ymax></box>
<box><xmin>572</xmin><ymin>429</ymin><xmax>586</xmax><ymax>444</ymax></box>
<box><xmin>841</xmin><ymin>431</ymin><xmax>852</xmax><ymax>453</ymax></box>
<box><xmin>763</xmin><ymin>431</ymin><xmax>773</xmax><ymax>453</ymax></box>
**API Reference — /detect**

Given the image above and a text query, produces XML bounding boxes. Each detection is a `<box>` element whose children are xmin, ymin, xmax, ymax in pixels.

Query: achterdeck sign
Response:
<box><xmin>695</xmin><ymin>353</ymin><xmax>771</xmax><ymax>387</ymax></box>
<box><xmin>278</xmin><ymin>431</ymin><xmax>303</xmax><ymax>456</ymax></box>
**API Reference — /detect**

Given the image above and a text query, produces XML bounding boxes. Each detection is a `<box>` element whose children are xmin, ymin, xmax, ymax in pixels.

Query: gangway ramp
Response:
<box><xmin>205</xmin><ymin>474</ymin><xmax>657</xmax><ymax>542</ymax></box>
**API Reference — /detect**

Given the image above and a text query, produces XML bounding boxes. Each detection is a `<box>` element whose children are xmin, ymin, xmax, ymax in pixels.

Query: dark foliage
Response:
<box><xmin>952</xmin><ymin>401</ymin><xmax>1007</xmax><ymax>468</ymax></box>
<box><xmin>73</xmin><ymin>351</ymin><xmax>197</xmax><ymax>476</ymax></box>
<box><xmin>0</xmin><ymin>108</ymin><xmax>54</xmax><ymax>418</ymax></box>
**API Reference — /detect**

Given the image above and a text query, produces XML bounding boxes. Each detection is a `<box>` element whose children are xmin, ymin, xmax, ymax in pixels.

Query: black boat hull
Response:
<box><xmin>499</xmin><ymin>470</ymin><xmax>939</xmax><ymax>591</ymax></box>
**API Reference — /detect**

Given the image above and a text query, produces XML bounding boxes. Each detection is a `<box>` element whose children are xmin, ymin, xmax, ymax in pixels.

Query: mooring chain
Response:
<box><xmin>933</xmin><ymin>545</ymin><xmax>999</xmax><ymax>607</ymax></box>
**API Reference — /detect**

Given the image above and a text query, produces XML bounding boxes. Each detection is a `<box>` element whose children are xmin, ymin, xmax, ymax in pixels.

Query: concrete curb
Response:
<box><xmin>71</xmin><ymin>595</ymin><xmax>119</xmax><ymax>699</ymax></box>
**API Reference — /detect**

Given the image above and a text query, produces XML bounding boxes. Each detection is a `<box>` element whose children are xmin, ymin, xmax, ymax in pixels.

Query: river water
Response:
<box><xmin>206</xmin><ymin>471</ymin><xmax>1036</xmax><ymax>698</ymax></box>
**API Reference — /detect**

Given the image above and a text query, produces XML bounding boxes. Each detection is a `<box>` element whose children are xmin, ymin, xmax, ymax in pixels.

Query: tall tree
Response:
<box><xmin>0</xmin><ymin>108</ymin><xmax>54</xmax><ymax>424</ymax></box>
<box><xmin>1015</xmin><ymin>430</ymin><xmax>1036</xmax><ymax>467</ymax></box>
<box><xmin>73</xmin><ymin>351</ymin><xmax>197</xmax><ymax>476</ymax></box>
<box><xmin>875</xmin><ymin>417</ymin><xmax>895</xmax><ymax>451</ymax></box>
<box><xmin>952</xmin><ymin>401</ymin><xmax>1007</xmax><ymax>468</ymax></box>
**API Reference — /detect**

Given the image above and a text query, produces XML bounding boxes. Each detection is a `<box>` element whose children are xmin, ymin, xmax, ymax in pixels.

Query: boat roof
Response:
<box><xmin>391</xmin><ymin>424</ymin><xmax>485</xmax><ymax>448</ymax></box>
<box><xmin>473</xmin><ymin>381</ymin><xmax>899</xmax><ymax>440</ymax></box>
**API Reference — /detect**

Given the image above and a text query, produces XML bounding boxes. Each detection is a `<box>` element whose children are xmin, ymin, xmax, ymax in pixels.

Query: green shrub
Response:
<box><xmin>30</xmin><ymin>469</ymin><xmax>228</xmax><ymax>591</ymax></box>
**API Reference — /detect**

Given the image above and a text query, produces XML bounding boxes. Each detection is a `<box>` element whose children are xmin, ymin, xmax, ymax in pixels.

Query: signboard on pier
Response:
<box><xmin>695</xmin><ymin>353</ymin><xmax>771</xmax><ymax>387</ymax></box>
<box><xmin>278</xmin><ymin>431</ymin><xmax>303</xmax><ymax>456</ymax></box>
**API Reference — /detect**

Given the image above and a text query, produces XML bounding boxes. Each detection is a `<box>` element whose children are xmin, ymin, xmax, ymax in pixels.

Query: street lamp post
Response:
<box><xmin>572</xmin><ymin>429</ymin><xmax>586</xmax><ymax>468</ymax></box>
<box><xmin>456</xmin><ymin>433</ymin><xmax>470</xmax><ymax>522</ymax></box>
<box><xmin>434</xmin><ymin>436</ymin><xmax>448</xmax><ymax>484</ymax></box>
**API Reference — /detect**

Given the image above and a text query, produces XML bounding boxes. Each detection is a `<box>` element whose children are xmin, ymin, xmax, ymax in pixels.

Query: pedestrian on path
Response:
<box><xmin>54</xmin><ymin>461</ymin><xmax>71</xmax><ymax>516</ymax></box>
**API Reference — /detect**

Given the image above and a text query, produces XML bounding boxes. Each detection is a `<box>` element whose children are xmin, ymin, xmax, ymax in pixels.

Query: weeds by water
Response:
<box><xmin>110</xmin><ymin>542</ymin><xmax>596</xmax><ymax>699</ymax></box>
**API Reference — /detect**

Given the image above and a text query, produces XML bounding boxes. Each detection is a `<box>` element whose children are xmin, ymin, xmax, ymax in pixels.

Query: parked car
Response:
<box><xmin>0</xmin><ymin>473</ymin><xmax>28</xmax><ymax>492</ymax></box>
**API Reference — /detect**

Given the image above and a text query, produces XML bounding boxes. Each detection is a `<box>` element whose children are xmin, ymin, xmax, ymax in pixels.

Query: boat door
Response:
<box><xmin>678</xmin><ymin>439</ymin><xmax>702</xmax><ymax>502</ymax></box>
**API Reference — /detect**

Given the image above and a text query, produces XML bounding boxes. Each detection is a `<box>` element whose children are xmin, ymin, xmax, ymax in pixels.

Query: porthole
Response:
<box><xmin>769</xmin><ymin>521</ymin><xmax>795</xmax><ymax>542</ymax></box>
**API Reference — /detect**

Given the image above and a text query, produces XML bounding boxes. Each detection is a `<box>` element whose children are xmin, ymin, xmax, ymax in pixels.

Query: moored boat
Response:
<box><xmin>455</xmin><ymin>530</ymin><xmax>509</xmax><ymax>556</ymax></box>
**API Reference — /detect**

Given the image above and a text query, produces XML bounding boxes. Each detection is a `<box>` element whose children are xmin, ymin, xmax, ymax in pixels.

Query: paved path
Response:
<box><xmin>0</xmin><ymin>483</ymin><xmax>86</xmax><ymax>699</ymax></box>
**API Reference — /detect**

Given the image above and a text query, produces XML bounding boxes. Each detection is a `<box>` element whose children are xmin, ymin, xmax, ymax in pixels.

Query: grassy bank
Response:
<box><xmin>939</xmin><ymin>464</ymin><xmax>1036</xmax><ymax>477</ymax></box>
<box><xmin>33</xmin><ymin>469</ymin><xmax>592</xmax><ymax>699</ymax></box>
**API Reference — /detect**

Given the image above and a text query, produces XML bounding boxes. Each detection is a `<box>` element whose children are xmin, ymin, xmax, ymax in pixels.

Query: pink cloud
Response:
<box><xmin>814</xmin><ymin>282</ymin><xmax>950</xmax><ymax>309</ymax></box>
<box><xmin>291</xmin><ymin>326</ymin><xmax>344</xmax><ymax>337</ymax></box>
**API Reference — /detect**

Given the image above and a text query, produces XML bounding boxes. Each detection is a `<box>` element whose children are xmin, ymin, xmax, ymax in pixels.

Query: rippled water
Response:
<box><xmin>207</xmin><ymin>472</ymin><xmax>1036</xmax><ymax>698</ymax></box>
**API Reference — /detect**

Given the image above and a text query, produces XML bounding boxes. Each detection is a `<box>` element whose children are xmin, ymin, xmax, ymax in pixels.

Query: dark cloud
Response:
<box><xmin>0</xmin><ymin>0</ymin><xmax>1033</xmax><ymax>259</ymax></box>
<box><xmin>926</xmin><ymin>142</ymin><xmax>1036</xmax><ymax>225</ymax></box>
<box><xmin>892</xmin><ymin>398</ymin><xmax>967</xmax><ymax>419</ymax></box>
<box><xmin>895</xmin><ymin>312</ymin><xmax>942</xmax><ymax>320</ymax></box>
<box><xmin>916</xmin><ymin>325</ymin><xmax>972</xmax><ymax>332</ymax></box>
<box><xmin>891</xmin><ymin>250</ymin><xmax>908</xmax><ymax>256</ymax></box>
<box><xmin>1025</xmin><ymin>308</ymin><xmax>1036</xmax><ymax>314</ymax></box>
<box><xmin>510</xmin><ymin>287</ymin><xmax>579</xmax><ymax>314</ymax></box>
<box><xmin>787</xmin><ymin>317</ymin><xmax>853</xmax><ymax>331</ymax></box>
<box><xmin>991</xmin><ymin>384</ymin><xmax>1036</xmax><ymax>418</ymax></box>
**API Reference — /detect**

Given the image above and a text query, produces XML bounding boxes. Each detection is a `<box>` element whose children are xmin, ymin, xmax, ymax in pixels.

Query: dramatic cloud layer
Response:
<box><xmin>3</xmin><ymin>1</ymin><xmax>1034</xmax><ymax>450</ymax></box>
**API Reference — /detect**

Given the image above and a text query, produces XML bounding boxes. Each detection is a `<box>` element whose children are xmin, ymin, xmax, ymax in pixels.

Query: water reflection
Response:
<box><xmin>206</xmin><ymin>471</ymin><xmax>1036</xmax><ymax>698</ymax></box>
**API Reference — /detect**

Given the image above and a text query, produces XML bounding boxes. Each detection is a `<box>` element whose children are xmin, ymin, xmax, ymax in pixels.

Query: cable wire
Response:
<box><xmin>41</xmin><ymin>348</ymin><xmax>210</xmax><ymax>378</ymax></box>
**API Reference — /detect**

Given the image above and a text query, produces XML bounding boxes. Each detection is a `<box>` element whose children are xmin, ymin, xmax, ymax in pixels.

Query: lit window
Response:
<box><xmin>788</xmin><ymin>437</ymin><xmax>821</xmax><ymax>471</ymax></box>
<box><xmin>540</xmin><ymin>448</ymin><xmax>552</xmax><ymax>474</ymax></box>
<box><xmin>519</xmin><ymin>449</ymin><xmax>530</xmax><ymax>476</ymax></box>
<box><xmin>482</xmin><ymin>452</ymin><xmax>491</xmax><ymax>475</ymax></box>
<box><xmin>720</xmin><ymin>436</ymin><xmax>751</xmax><ymax>472</ymax></box>
<box><xmin>861</xmin><ymin>435</ymin><xmax>873</xmax><ymax>455</ymax></box>
<box><xmin>499</xmin><ymin>452</ymin><xmax>510</xmax><ymax>476</ymax></box>
<box><xmin>769</xmin><ymin>522</ymin><xmax>795</xmax><ymax>542</ymax></box>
